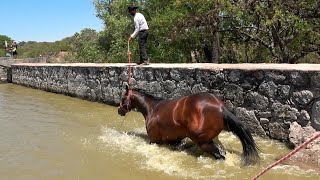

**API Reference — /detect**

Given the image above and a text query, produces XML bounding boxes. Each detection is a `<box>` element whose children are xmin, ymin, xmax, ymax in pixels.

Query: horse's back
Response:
<box><xmin>187</xmin><ymin>92</ymin><xmax>222</xmax><ymax>105</ymax></box>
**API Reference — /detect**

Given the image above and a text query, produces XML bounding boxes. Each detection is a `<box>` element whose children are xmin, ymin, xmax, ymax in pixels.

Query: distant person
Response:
<box><xmin>127</xmin><ymin>5</ymin><xmax>150</xmax><ymax>65</ymax></box>
<box><xmin>11</xmin><ymin>41</ymin><xmax>18</xmax><ymax>59</ymax></box>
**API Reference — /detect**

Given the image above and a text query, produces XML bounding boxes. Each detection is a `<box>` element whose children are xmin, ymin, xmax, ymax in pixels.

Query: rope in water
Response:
<box><xmin>252</xmin><ymin>132</ymin><xmax>320</xmax><ymax>180</ymax></box>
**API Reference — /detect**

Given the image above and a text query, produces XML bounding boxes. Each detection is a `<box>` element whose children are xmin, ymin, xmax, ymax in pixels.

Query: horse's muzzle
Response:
<box><xmin>118</xmin><ymin>106</ymin><xmax>127</xmax><ymax>116</ymax></box>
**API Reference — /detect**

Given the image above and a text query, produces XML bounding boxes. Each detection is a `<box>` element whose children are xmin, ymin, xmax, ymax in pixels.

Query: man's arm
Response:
<box><xmin>130</xmin><ymin>17</ymin><xmax>140</xmax><ymax>38</ymax></box>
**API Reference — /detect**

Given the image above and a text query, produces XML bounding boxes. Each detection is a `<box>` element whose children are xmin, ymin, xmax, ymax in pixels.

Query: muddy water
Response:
<box><xmin>0</xmin><ymin>84</ymin><xmax>318</xmax><ymax>180</ymax></box>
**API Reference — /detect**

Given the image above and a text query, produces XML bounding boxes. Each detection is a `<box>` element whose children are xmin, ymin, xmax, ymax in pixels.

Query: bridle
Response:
<box><xmin>119</xmin><ymin>89</ymin><xmax>133</xmax><ymax>113</ymax></box>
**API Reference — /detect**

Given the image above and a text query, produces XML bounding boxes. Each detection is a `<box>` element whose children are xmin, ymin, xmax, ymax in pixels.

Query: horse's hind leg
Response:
<box><xmin>198</xmin><ymin>142</ymin><xmax>226</xmax><ymax>160</ymax></box>
<box><xmin>166</xmin><ymin>139</ymin><xmax>183</xmax><ymax>146</ymax></box>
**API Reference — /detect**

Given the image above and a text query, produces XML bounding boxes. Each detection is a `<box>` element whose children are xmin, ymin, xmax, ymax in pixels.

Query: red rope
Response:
<box><xmin>252</xmin><ymin>132</ymin><xmax>320</xmax><ymax>180</ymax></box>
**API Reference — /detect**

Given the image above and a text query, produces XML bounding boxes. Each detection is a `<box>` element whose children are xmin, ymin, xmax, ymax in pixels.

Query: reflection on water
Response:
<box><xmin>0</xmin><ymin>84</ymin><xmax>318</xmax><ymax>180</ymax></box>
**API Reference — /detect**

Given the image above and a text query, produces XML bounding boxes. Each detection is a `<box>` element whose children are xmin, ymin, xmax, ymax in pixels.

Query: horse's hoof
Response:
<box><xmin>213</xmin><ymin>153</ymin><xmax>226</xmax><ymax>160</ymax></box>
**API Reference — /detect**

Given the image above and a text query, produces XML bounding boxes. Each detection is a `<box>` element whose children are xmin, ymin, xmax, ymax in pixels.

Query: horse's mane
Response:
<box><xmin>132</xmin><ymin>88</ymin><xmax>163</xmax><ymax>101</ymax></box>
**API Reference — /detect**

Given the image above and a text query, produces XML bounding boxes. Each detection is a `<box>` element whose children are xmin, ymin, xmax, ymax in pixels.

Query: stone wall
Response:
<box><xmin>11</xmin><ymin>63</ymin><xmax>320</xmax><ymax>142</ymax></box>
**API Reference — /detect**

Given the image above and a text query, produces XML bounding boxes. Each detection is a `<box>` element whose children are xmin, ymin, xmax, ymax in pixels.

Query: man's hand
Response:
<box><xmin>128</xmin><ymin>36</ymin><xmax>132</xmax><ymax>43</ymax></box>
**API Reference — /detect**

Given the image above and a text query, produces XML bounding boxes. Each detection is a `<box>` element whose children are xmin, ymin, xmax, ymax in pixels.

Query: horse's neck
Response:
<box><xmin>132</xmin><ymin>92</ymin><xmax>159</xmax><ymax>118</ymax></box>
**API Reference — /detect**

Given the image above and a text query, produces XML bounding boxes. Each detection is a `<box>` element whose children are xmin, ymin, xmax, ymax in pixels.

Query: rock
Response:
<box><xmin>253</xmin><ymin>71</ymin><xmax>264</xmax><ymax>80</ymax></box>
<box><xmin>173</xmin><ymin>80</ymin><xmax>191</xmax><ymax>98</ymax></box>
<box><xmin>192</xmin><ymin>84</ymin><xmax>209</xmax><ymax>94</ymax></box>
<box><xmin>196</xmin><ymin>69</ymin><xmax>224</xmax><ymax>87</ymax></box>
<box><xmin>269</xmin><ymin>122</ymin><xmax>288</xmax><ymax>141</ymax></box>
<box><xmin>147</xmin><ymin>82</ymin><xmax>162</xmax><ymax>97</ymax></box>
<box><xmin>260</xmin><ymin>118</ymin><xmax>270</xmax><ymax>124</ymax></box>
<box><xmin>271</xmin><ymin>103</ymin><xmax>299</xmax><ymax>121</ymax></box>
<box><xmin>170</xmin><ymin>69</ymin><xmax>181</xmax><ymax>81</ymax></box>
<box><xmin>258</xmin><ymin>81</ymin><xmax>278</xmax><ymax>98</ymax></box>
<box><xmin>244</xmin><ymin>92</ymin><xmax>269</xmax><ymax>110</ymax></box>
<box><xmin>109</xmin><ymin>69</ymin><xmax>116</xmax><ymax>77</ymax></box>
<box><xmin>235</xmin><ymin>107</ymin><xmax>267</xmax><ymax>137</ymax></box>
<box><xmin>135</xmin><ymin>80</ymin><xmax>148</xmax><ymax>90</ymax></box>
<box><xmin>288</xmin><ymin>122</ymin><xmax>320</xmax><ymax>168</ymax></box>
<box><xmin>133</xmin><ymin>68</ymin><xmax>146</xmax><ymax>80</ymax></box>
<box><xmin>311</xmin><ymin>100</ymin><xmax>320</xmax><ymax>130</ymax></box>
<box><xmin>298</xmin><ymin>110</ymin><xmax>311</xmax><ymax>126</ymax></box>
<box><xmin>163</xmin><ymin>80</ymin><xmax>176</xmax><ymax>92</ymax></box>
<box><xmin>144</xmin><ymin>68</ymin><xmax>155</xmax><ymax>81</ymax></box>
<box><xmin>257</xmin><ymin>111</ymin><xmax>272</xmax><ymax>118</ymax></box>
<box><xmin>265</xmin><ymin>71</ymin><xmax>286</xmax><ymax>83</ymax></box>
<box><xmin>277</xmin><ymin>85</ymin><xmax>291</xmax><ymax>99</ymax></box>
<box><xmin>289</xmin><ymin>71</ymin><xmax>309</xmax><ymax>87</ymax></box>
<box><xmin>119</xmin><ymin>70</ymin><xmax>129</xmax><ymax>81</ymax></box>
<box><xmin>155</xmin><ymin>69</ymin><xmax>169</xmax><ymax>82</ymax></box>
<box><xmin>311</xmin><ymin>72</ymin><xmax>320</xmax><ymax>88</ymax></box>
<box><xmin>224</xmin><ymin>84</ymin><xmax>244</xmax><ymax>105</ymax></box>
<box><xmin>292</xmin><ymin>90</ymin><xmax>314</xmax><ymax>106</ymax></box>
<box><xmin>241</xmin><ymin>81</ymin><xmax>252</xmax><ymax>90</ymax></box>
<box><xmin>228</xmin><ymin>70</ymin><xmax>241</xmax><ymax>82</ymax></box>
<box><xmin>289</xmin><ymin>122</ymin><xmax>318</xmax><ymax>147</ymax></box>
<box><xmin>133</xmin><ymin>68</ymin><xmax>155</xmax><ymax>81</ymax></box>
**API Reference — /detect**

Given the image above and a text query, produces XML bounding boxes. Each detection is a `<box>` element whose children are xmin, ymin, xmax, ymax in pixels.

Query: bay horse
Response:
<box><xmin>118</xmin><ymin>85</ymin><xmax>260</xmax><ymax>165</ymax></box>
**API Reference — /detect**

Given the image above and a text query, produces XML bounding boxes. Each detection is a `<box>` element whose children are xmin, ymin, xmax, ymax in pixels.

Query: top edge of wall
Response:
<box><xmin>11</xmin><ymin>63</ymin><xmax>320</xmax><ymax>72</ymax></box>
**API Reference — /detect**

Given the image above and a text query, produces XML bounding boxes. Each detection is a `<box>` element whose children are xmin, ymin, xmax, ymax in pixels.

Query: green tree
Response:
<box><xmin>94</xmin><ymin>0</ymin><xmax>320</xmax><ymax>64</ymax></box>
<box><xmin>94</xmin><ymin>0</ymin><xmax>133</xmax><ymax>62</ymax></box>
<box><xmin>0</xmin><ymin>35</ymin><xmax>12</xmax><ymax>56</ymax></box>
<box><xmin>66</xmin><ymin>28</ymin><xmax>106</xmax><ymax>63</ymax></box>
<box><xmin>218</xmin><ymin>0</ymin><xmax>320</xmax><ymax>63</ymax></box>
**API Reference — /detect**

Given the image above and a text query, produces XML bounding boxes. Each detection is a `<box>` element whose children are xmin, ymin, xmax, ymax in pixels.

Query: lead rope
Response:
<box><xmin>119</xmin><ymin>41</ymin><xmax>133</xmax><ymax>128</ymax></box>
<box><xmin>252</xmin><ymin>132</ymin><xmax>320</xmax><ymax>180</ymax></box>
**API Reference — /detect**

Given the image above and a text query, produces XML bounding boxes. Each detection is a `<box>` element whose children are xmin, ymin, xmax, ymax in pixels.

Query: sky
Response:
<box><xmin>0</xmin><ymin>0</ymin><xmax>104</xmax><ymax>42</ymax></box>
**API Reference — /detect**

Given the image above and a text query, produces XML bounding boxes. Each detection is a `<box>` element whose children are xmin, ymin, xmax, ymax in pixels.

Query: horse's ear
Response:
<box><xmin>125</xmin><ymin>83</ymin><xmax>130</xmax><ymax>95</ymax></box>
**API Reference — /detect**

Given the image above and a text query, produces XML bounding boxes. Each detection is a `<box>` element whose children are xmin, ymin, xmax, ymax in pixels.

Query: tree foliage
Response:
<box><xmin>3</xmin><ymin>1</ymin><xmax>319</xmax><ymax>64</ymax></box>
<box><xmin>0</xmin><ymin>35</ymin><xmax>12</xmax><ymax>56</ymax></box>
<box><xmin>65</xmin><ymin>28</ymin><xmax>106</xmax><ymax>63</ymax></box>
<box><xmin>2</xmin><ymin>29</ymin><xmax>105</xmax><ymax>63</ymax></box>
<box><xmin>18</xmin><ymin>40</ymin><xmax>71</xmax><ymax>58</ymax></box>
<box><xmin>94</xmin><ymin>0</ymin><xmax>320</xmax><ymax>63</ymax></box>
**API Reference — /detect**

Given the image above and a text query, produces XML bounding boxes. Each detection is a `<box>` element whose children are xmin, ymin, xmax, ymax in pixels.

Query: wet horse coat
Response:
<box><xmin>118</xmin><ymin>86</ymin><xmax>260</xmax><ymax>165</ymax></box>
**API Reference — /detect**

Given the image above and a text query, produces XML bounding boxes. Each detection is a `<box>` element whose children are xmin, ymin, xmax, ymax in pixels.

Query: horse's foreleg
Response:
<box><xmin>146</xmin><ymin>119</ymin><xmax>162</xmax><ymax>144</ymax></box>
<box><xmin>148</xmin><ymin>134</ymin><xmax>162</xmax><ymax>144</ymax></box>
<box><xmin>198</xmin><ymin>142</ymin><xmax>226</xmax><ymax>160</ymax></box>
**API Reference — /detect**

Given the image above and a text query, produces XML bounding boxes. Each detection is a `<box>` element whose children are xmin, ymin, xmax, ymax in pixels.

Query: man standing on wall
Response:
<box><xmin>128</xmin><ymin>5</ymin><xmax>150</xmax><ymax>65</ymax></box>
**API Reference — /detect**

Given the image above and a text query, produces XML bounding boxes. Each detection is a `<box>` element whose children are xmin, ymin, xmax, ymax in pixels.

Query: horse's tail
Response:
<box><xmin>223</xmin><ymin>106</ymin><xmax>260</xmax><ymax>165</ymax></box>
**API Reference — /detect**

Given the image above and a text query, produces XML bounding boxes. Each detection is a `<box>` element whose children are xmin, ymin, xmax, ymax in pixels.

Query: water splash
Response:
<box><xmin>96</xmin><ymin>126</ymin><xmax>318</xmax><ymax>180</ymax></box>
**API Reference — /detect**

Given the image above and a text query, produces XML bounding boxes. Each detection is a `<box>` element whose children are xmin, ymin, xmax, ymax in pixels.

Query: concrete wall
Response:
<box><xmin>11</xmin><ymin>63</ymin><xmax>320</xmax><ymax>142</ymax></box>
<box><xmin>0</xmin><ymin>57</ymin><xmax>47</xmax><ymax>67</ymax></box>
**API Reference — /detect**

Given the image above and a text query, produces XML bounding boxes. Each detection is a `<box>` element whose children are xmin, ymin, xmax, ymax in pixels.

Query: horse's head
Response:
<box><xmin>118</xmin><ymin>84</ymin><xmax>133</xmax><ymax>116</ymax></box>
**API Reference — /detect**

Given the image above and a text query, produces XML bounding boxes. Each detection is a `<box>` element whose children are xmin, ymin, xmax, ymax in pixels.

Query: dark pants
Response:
<box><xmin>138</xmin><ymin>30</ymin><xmax>148</xmax><ymax>62</ymax></box>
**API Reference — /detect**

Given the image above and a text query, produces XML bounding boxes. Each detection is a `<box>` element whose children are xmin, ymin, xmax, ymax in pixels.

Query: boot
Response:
<box><xmin>142</xmin><ymin>58</ymin><xmax>150</xmax><ymax>65</ymax></box>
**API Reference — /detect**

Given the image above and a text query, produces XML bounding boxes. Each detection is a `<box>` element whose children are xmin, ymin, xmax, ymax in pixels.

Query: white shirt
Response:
<box><xmin>130</xmin><ymin>12</ymin><xmax>149</xmax><ymax>38</ymax></box>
